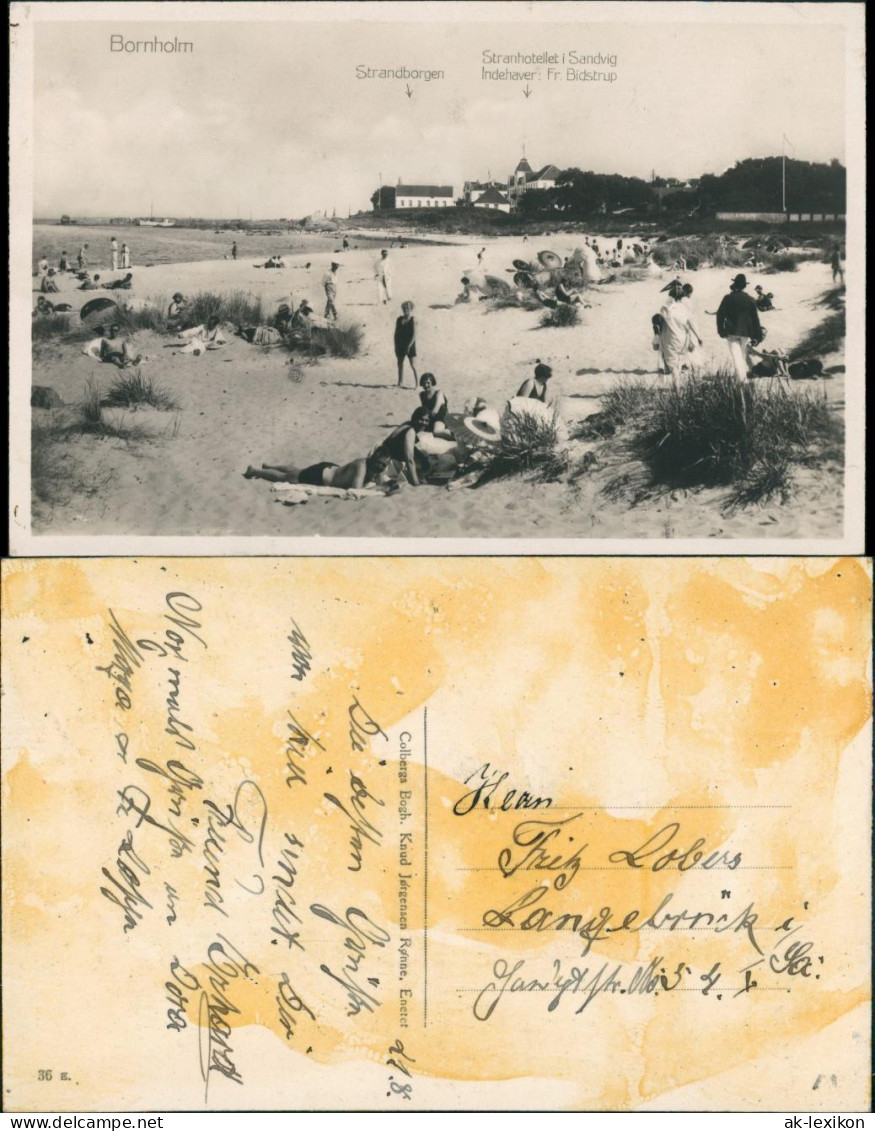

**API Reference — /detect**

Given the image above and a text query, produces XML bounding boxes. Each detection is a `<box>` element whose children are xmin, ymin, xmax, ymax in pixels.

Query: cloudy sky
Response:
<box><xmin>32</xmin><ymin>11</ymin><xmax>847</xmax><ymax>219</ymax></box>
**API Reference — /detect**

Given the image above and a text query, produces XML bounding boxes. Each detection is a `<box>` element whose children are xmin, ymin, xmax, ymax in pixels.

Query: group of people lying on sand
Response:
<box><xmin>243</xmin><ymin>361</ymin><xmax>556</xmax><ymax>492</ymax></box>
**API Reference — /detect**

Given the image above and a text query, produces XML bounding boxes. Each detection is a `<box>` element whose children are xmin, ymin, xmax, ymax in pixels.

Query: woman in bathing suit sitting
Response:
<box><xmin>516</xmin><ymin>361</ymin><xmax>554</xmax><ymax>405</ymax></box>
<box><xmin>410</xmin><ymin>373</ymin><xmax>450</xmax><ymax>437</ymax></box>
<box><xmin>244</xmin><ymin>449</ymin><xmax>392</xmax><ymax>490</ymax></box>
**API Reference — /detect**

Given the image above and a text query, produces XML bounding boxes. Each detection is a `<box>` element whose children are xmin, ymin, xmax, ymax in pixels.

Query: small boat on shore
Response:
<box><xmin>138</xmin><ymin>217</ymin><xmax>175</xmax><ymax>227</ymax></box>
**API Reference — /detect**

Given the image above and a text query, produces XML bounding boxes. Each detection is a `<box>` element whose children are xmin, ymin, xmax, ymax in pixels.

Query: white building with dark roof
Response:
<box><xmin>472</xmin><ymin>187</ymin><xmax>511</xmax><ymax>213</ymax></box>
<box><xmin>506</xmin><ymin>157</ymin><xmax>559</xmax><ymax>208</ymax></box>
<box><xmin>395</xmin><ymin>184</ymin><xmax>455</xmax><ymax>208</ymax></box>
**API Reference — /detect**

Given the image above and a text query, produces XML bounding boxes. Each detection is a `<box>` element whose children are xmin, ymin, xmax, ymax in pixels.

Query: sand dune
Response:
<box><xmin>29</xmin><ymin>237</ymin><xmax>844</xmax><ymax>541</ymax></box>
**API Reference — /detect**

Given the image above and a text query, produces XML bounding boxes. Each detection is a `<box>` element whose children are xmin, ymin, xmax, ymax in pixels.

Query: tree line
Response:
<box><xmin>516</xmin><ymin>158</ymin><xmax>845</xmax><ymax>218</ymax></box>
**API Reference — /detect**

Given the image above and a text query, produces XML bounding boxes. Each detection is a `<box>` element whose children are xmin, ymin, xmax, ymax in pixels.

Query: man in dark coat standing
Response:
<box><xmin>716</xmin><ymin>273</ymin><xmax>763</xmax><ymax>383</ymax></box>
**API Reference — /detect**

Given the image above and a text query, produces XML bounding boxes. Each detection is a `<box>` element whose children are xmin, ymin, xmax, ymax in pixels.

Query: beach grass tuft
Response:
<box><xmin>486</xmin><ymin>291</ymin><xmax>543</xmax><ymax>312</ymax></box>
<box><xmin>74</xmin><ymin>379</ymin><xmax>151</xmax><ymax>442</ymax></box>
<box><xmin>768</xmin><ymin>252</ymin><xmax>800</xmax><ymax>273</ymax></box>
<box><xmin>474</xmin><ymin>408</ymin><xmax>569</xmax><ymax>487</ymax></box>
<box><xmin>592</xmin><ymin>370</ymin><xmax>840</xmax><ymax>510</ymax></box>
<box><xmin>539</xmin><ymin>304</ymin><xmax>582</xmax><ymax>328</ymax></box>
<box><xmin>31</xmin><ymin>313</ymin><xmax>74</xmax><ymax>341</ymax></box>
<box><xmin>319</xmin><ymin>321</ymin><xmax>364</xmax><ymax>358</ymax></box>
<box><xmin>116</xmin><ymin>299</ymin><xmax>170</xmax><ymax>334</ymax></box>
<box><xmin>102</xmin><ymin>370</ymin><xmax>178</xmax><ymax>410</ymax></box>
<box><xmin>184</xmin><ymin>290</ymin><xmax>265</xmax><ymax>327</ymax></box>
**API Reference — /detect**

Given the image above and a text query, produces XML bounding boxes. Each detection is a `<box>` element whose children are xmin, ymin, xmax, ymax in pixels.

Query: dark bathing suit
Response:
<box><xmin>298</xmin><ymin>461</ymin><xmax>338</xmax><ymax>486</ymax></box>
<box><xmin>394</xmin><ymin>316</ymin><xmax>416</xmax><ymax>360</ymax></box>
<box><xmin>412</xmin><ymin>390</ymin><xmax>448</xmax><ymax>430</ymax></box>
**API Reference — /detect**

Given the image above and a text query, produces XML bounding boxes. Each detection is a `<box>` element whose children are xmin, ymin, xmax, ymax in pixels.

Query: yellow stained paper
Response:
<box><xmin>1</xmin><ymin>557</ymin><xmax>871</xmax><ymax>1111</ymax></box>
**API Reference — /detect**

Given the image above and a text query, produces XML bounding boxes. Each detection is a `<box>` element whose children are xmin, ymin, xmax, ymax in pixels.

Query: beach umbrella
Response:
<box><xmin>513</xmin><ymin>271</ymin><xmax>536</xmax><ymax>290</ymax></box>
<box><xmin>537</xmin><ymin>250</ymin><xmax>562</xmax><ymax>269</ymax></box>
<box><xmin>512</xmin><ymin>258</ymin><xmax>534</xmax><ymax>271</ymax></box>
<box><xmin>80</xmin><ymin>297</ymin><xmax>118</xmax><ymax>326</ymax></box>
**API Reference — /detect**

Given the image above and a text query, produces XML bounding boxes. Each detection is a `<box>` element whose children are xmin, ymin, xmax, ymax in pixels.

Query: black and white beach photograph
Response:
<box><xmin>9</xmin><ymin>1</ymin><xmax>865</xmax><ymax>552</ymax></box>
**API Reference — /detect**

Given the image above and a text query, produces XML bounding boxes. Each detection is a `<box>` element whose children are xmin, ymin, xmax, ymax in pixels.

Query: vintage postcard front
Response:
<box><xmin>8</xmin><ymin>1</ymin><xmax>867</xmax><ymax>556</ymax></box>
<box><xmin>1</xmin><ymin>557</ymin><xmax>871</xmax><ymax>1111</ymax></box>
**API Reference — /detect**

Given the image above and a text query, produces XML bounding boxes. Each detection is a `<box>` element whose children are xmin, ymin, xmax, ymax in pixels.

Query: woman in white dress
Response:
<box><xmin>658</xmin><ymin>291</ymin><xmax>703</xmax><ymax>387</ymax></box>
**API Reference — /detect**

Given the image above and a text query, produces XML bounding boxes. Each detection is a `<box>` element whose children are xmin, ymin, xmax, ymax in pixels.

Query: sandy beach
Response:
<box><xmin>29</xmin><ymin>234</ymin><xmax>845</xmax><ymax>541</ymax></box>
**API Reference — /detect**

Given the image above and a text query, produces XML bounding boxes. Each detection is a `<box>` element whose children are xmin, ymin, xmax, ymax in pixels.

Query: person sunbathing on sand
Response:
<box><xmin>176</xmin><ymin>315</ymin><xmax>226</xmax><ymax>354</ymax></box>
<box><xmin>100</xmin><ymin>324</ymin><xmax>141</xmax><ymax>368</ymax></box>
<box><xmin>244</xmin><ymin>449</ymin><xmax>392</xmax><ymax>489</ymax></box>
<box><xmin>377</xmin><ymin>424</ymin><xmax>430</xmax><ymax>486</ymax></box>
<box><xmin>40</xmin><ymin>269</ymin><xmax>61</xmax><ymax>294</ymax></box>
<box><xmin>748</xmin><ymin>344</ymin><xmax>792</xmax><ymax>382</ymax></box>
<box><xmin>102</xmin><ymin>273</ymin><xmax>134</xmax><ymax>291</ymax></box>
<box><xmin>79</xmin><ymin>274</ymin><xmax>101</xmax><ymax>290</ymax></box>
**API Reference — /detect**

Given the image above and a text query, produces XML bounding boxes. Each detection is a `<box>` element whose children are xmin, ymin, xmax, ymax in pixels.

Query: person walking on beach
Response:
<box><xmin>393</xmin><ymin>301</ymin><xmax>418</xmax><ymax>387</ymax></box>
<box><xmin>122</xmin><ymin>244</ymin><xmax>131</xmax><ymax>269</ymax></box>
<box><xmin>231</xmin><ymin>241</ymin><xmax>238</xmax><ymax>261</ymax></box>
<box><xmin>342</xmin><ymin>236</ymin><xmax>349</xmax><ymax>251</ymax></box>
<box><xmin>476</xmin><ymin>247</ymin><xmax>486</xmax><ymax>266</ymax></box>
<box><xmin>110</xmin><ymin>237</ymin><xmax>119</xmax><ymax>271</ymax></box>
<box><xmin>830</xmin><ymin>245</ymin><xmax>844</xmax><ymax>285</ymax></box>
<box><xmin>375</xmin><ymin>249</ymin><xmax>393</xmax><ymax>304</ymax></box>
<box><xmin>658</xmin><ymin>289</ymin><xmax>702</xmax><ymax>387</ymax></box>
<box><xmin>323</xmin><ymin>261</ymin><xmax>341</xmax><ymax>321</ymax></box>
<box><xmin>77</xmin><ymin>244</ymin><xmax>89</xmax><ymax>271</ymax></box>
<box><xmin>58</xmin><ymin>250</ymin><xmax>69</xmax><ymax>273</ymax></box>
<box><xmin>716</xmin><ymin>273</ymin><xmax>762</xmax><ymax>384</ymax></box>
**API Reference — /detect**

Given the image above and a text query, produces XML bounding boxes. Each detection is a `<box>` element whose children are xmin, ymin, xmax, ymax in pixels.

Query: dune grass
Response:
<box><xmin>586</xmin><ymin>370</ymin><xmax>841</xmax><ymax>510</ymax></box>
<box><xmin>319</xmin><ymin>321</ymin><xmax>364</xmax><ymax>358</ymax></box>
<box><xmin>32</xmin><ymin>313</ymin><xmax>74</xmax><ymax>341</ymax></box>
<box><xmin>184</xmin><ymin>290</ymin><xmax>265</xmax><ymax>327</ymax></box>
<box><xmin>74</xmin><ymin>379</ymin><xmax>152</xmax><ymax>442</ymax></box>
<box><xmin>487</xmin><ymin>291</ymin><xmax>543</xmax><ymax>312</ymax></box>
<box><xmin>768</xmin><ymin>252</ymin><xmax>801</xmax><ymax>273</ymax></box>
<box><xmin>101</xmin><ymin>370</ymin><xmax>178</xmax><ymax>410</ymax></box>
<box><xmin>474</xmin><ymin>409</ymin><xmax>569</xmax><ymax>487</ymax></box>
<box><xmin>539</xmin><ymin>304</ymin><xmax>582</xmax><ymax>328</ymax></box>
<box><xmin>116</xmin><ymin>299</ymin><xmax>170</xmax><ymax>334</ymax></box>
<box><xmin>650</xmin><ymin>236</ymin><xmax>748</xmax><ymax>270</ymax></box>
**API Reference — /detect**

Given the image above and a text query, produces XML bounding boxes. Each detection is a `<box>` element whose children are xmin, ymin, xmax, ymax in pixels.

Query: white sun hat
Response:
<box><xmin>461</xmin><ymin>407</ymin><xmax>503</xmax><ymax>443</ymax></box>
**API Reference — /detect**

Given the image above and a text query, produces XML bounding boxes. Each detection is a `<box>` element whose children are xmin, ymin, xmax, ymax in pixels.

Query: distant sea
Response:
<box><xmin>31</xmin><ymin>223</ymin><xmax>375</xmax><ymax>269</ymax></box>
